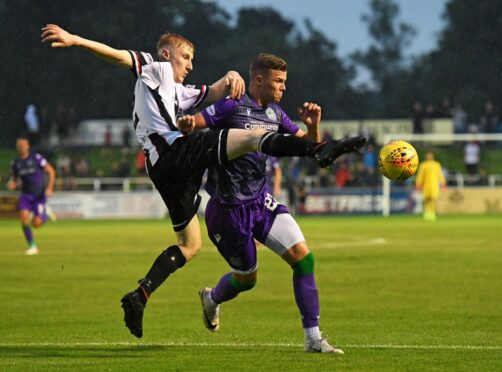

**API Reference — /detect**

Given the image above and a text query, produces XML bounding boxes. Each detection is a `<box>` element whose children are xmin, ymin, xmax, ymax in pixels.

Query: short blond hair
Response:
<box><xmin>156</xmin><ymin>33</ymin><xmax>195</xmax><ymax>54</ymax></box>
<box><xmin>249</xmin><ymin>53</ymin><xmax>287</xmax><ymax>78</ymax></box>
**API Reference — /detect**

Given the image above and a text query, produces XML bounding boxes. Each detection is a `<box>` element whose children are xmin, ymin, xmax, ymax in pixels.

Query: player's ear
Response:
<box><xmin>161</xmin><ymin>48</ymin><xmax>170</xmax><ymax>61</ymax></box>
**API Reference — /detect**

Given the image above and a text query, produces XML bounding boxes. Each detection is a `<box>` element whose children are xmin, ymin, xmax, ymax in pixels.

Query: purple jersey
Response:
<box><xmin>11</xmin><ymin>153</ymin><xmax>47</xmax><ymax>196</ymax></box>
<box><xmin>201</xmin><ymin>94</ymin><xmax>299</xmax><ymax>203</ymax></box>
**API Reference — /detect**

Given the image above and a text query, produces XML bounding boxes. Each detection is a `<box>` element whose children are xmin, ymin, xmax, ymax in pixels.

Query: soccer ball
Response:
<box><xmin>378</xmin><ymin>140</ymin><xmax>419</xmax><ymax>180</ymax></box>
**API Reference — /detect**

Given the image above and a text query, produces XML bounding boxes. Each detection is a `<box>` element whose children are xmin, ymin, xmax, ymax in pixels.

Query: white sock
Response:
<box><xmin>304</xmin><ymin>326</ymin><xmax>321</xmax><ymax>340</ymax></box>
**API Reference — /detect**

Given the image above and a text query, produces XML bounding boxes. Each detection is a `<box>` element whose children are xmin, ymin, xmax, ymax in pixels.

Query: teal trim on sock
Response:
<box><xmin>229</xmin><ymin>275</ymin><xmax>255</xmax><ymax>292</ymax></box>
<box><xmin>292</xmin><ymin>252</ymin><xmax>315</xmax><ymax>277</ymax></box>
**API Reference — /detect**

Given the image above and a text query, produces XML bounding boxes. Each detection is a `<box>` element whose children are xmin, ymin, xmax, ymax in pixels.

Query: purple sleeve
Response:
<box><xmin>35</xmin><ymin>153</ymin><xmax>48</xmax><ymax>168</ymax></box>
<box><xmin>279</xmin><ymin>109</ymin><xmax>300</xmax><ymax>135</ymax></box>
<box><xmin>200</xmin><ymin>98</ymin><xmax>238</xmax><ymax>129</ymax></box>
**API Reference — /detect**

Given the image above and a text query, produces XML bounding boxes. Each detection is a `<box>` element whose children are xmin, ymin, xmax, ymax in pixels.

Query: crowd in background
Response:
<box><xmin>3</xmin><ymin>100</ymin><xmax>500</xmax><ymax>193</ymax></box>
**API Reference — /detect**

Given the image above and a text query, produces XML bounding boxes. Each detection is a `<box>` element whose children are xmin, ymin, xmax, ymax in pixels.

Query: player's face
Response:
<box><xmin>16</xmin><ymin>139</ymin><xmax>30</xmax><ymax>157</ymax></box>
<box><xmin>165</xmin><ymin>44</ymin><xmax>194</xmax><ymax>83</ymax></box>
<box><xmin>260</xmin><ymin>69</ymin><xmax>287</xmax><ymax>104</ymax></box>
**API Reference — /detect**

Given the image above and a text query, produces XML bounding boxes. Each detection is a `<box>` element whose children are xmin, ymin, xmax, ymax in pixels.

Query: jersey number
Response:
<box><xmin>264</xmin><ymin>193</ymin><xmax>278</xmax><ymax>211</ymax></box>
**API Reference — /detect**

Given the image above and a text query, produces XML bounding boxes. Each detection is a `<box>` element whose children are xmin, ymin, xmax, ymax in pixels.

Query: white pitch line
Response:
<box><xmin>316</xmin><ymin>238</ymin><xmax>387</xmax><ymax>249</ymax></box>
<box><xmin>0</xmin><ymin>342</ymin><xmax>500</xmax><ymax>351</ymax></box>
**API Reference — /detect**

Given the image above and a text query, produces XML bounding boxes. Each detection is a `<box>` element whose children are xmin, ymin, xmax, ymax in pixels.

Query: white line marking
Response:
<box><xmin>316</xmin><ymin>238</ymin><xmax>387</xmax><ymax>249</ymax></box>
<box><xmin>0</xmin><ymin>342</ymin><xmax>500</xmax><ymax>350</ymax></box>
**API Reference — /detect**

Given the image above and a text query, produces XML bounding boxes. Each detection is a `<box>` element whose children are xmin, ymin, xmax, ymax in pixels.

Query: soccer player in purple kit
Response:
<box><xmin>6</xmin><ymin>136</ymin><xmax>56</xmax><ymax>255</ymax></box>
<box><xmin>182</xmin><ymin>54</ymin><xmax>349</xmax><ymax>353</ymax></box>
<box><xmin>42</xmin><ymin>24</ymin><xmax>365</xmax><ymax>339</ymax></box>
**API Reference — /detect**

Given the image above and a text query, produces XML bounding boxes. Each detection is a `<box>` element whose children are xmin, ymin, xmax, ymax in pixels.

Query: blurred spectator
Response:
<box><xmin>135</xmin><ymin>149</ymin><xmax>147</xmax><ymax>176</ymax></box>
<box><xmin>317</xmin><ymin>168</ymin><xmax>334</xmax><ymax>188</ymax></box>
<box><xmin>74</xmin><ymin>157</ymin><xmax>90</xmax><ymax>177</ymax></box>
<box><xmin>352</xmin><ymin>161</ymin><xmax>371</xmax><ymax>186</ymax></box>
<box><xmin>464</xmin><ymin>141</ymin><xmax>480</xmax><ymax>175</ymax></box>
<box><xmin>452</xmin><ymin>104</ymin><xmax>468</xmax><ymax>134</ymax></box>
<box><xmin>439</xmin><ymin>97</ymin><xmax>452</xmax><ymax>118</ymax></box>
<box><xmin>104</xmin><ymin>125</ymin><xmax>113</xmax><ymax>146</ymax></box>
<box><xmin>411</xmin><ymin>101</ymin><xmax>424</xmax><ymax>134</ymax></box>
<box><xmin>334</xmin><ymin>161</ymin><xmax>351</xmax><ymax>188</ymax></box>
<box><xmin>112</xmin><ymin>156</ymin><xmax>131</xmax><ymax>177</ymax></box>
<box><xmin>58</xmin><ymin>163</ymin><xmax>77</xmax><ymax>190</ymax></box>
<box><xmin>122</xmin><ymin>126</ymin><xmax>132</xmax><ymax>147</ymax></box>
<box><xmin>476</xmin><ymin>169</ymin><xmax>489</xmax><ymax>186</ymax></box>
<box><xmin>480</xmin><ymin>100</ymin><xmax>498</xmax><ymax>133</ymax></box>
<box><xmin>424</xmin><ymin>103</ymin><xmax>436</xmax><ymax>133</ymax></box>
<box><xmin>363</xmin><ymin>144</ymin><xmax>377</xmax><ymax>171</ymax></box>
<box><xmin>56</xmin><ymin>153</ymin><xmax>72</xmax><ymax>174</ymax></box>
<box><xmin>24</xmin><ymin>104</ymin><xmax>40</xmax><ymax>146</ymax></box>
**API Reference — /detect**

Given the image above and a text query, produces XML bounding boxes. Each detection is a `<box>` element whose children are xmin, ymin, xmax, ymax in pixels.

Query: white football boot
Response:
<box><xmin>304</xmin><ymin>337</ymin><xmax>344</xmax><ymax>354</ymax></box>
<box><xmin>198</xmin><ymin>287</ymin><xmax>220</xmax><ymax>332</ymax></box>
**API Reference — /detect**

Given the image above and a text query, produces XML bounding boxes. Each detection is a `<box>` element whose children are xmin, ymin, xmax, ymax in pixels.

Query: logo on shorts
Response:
<box><xmin>214</xmin><ymin>234</ymin><xmax>221</xmax><ymax>243</ymax></box>
<box><xmin>229</xmin><ymin>256</ymin><xmax>243</xmax><ymax>267</ymax></box>
<box><xmin>246</xmin><ymin>108</ymin><xmax>251</xmax><ymax>116</ymax></box>
<box><xmin>265</xmin><ymin>108</ymin><xmax>277</xmax><ymax>121</ymax></box>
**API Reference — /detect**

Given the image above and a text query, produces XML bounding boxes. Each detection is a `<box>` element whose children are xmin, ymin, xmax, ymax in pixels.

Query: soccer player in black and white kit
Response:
<box><xmin>42</xmin><ymin>24</ymin><xmax>366</xmax><ymax>338</ymax></box>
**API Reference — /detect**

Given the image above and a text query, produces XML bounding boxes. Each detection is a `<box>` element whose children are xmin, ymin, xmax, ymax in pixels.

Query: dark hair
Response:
<box><xmin>249</xmin><ymin>53</ymin><xmax>287</xmax><ymax>78</ymax></box>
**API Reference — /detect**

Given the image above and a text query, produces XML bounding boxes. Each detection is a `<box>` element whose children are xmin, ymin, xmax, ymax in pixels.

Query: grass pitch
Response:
<box><xmin>0</xmin><ymin>215</ymin><xmax>501</xmax><ymax>371</ymax></box>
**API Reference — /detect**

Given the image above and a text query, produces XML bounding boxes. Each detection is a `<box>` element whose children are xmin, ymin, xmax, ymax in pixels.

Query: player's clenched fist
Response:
<box><xmin>177</xmin><ymin>115</ymin><xmax>196</xmax><ymax>134</ymax></box>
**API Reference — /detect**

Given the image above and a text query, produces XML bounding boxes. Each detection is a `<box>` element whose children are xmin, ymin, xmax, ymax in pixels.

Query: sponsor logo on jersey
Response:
<box><xmin>244</xmin><ymin>122</ymin><xmax>279</xmax><ymax>131</ymax></box>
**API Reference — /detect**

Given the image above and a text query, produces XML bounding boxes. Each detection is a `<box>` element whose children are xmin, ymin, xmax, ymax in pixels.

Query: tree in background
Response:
<box><xmin>351</xmin><ymin>0</ymin><xmax>417</xmax><ymax>118</ymax></box>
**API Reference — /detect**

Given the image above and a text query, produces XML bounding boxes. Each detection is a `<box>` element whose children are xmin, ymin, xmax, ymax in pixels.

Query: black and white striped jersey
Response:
<box><xmin>128</xmin><ymin>51</ymin><xmax>208</xmax><ymax>165</ymax></box>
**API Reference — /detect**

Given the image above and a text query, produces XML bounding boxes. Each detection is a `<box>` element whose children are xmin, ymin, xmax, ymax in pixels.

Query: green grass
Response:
<box><xmin>0</xmin><ymin>216</ymin><xmax>501</xmax><ymax>371</ymax></box>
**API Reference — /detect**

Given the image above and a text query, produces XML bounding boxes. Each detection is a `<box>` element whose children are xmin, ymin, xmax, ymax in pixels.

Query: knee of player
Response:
<box><xmin>179</xmin><ymin>242</ymin><xmax>202</xmax><ymax>261</ymax></box>
<box><xmin>291</xmin><ymin>251</ymin><xmax>315</xmax><ymax>276</ymax></box>
<box><xmin>231</xmin><ymin>273</ymin><xmax>257</xmax><ymax>292</ymax></box>
<box><xmin>31</xmin><ymin>218</ymin><xmax>43</xmax><ymax>228</ymax></box>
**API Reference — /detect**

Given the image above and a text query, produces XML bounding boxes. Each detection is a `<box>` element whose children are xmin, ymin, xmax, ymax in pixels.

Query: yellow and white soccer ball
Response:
<box><xmin>378</xmin><ymin>140</ymin><xmax>419</xmax><ymax>181</ymax></box>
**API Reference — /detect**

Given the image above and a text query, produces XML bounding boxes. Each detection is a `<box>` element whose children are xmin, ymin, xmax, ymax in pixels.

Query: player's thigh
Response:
<box><xmin>264</xmin><ymin>213</ymin><xmax>306</xmax><ymax>260</ymax></box>
<box><xmin>226</xmin><ymin>128</ymin><xmax>268</xmax><ymax>161</ymax></box>
<box><xmin>205</xmin><ymin>199</ymin><xmax>257</xmax><ymax>273</ymax></box>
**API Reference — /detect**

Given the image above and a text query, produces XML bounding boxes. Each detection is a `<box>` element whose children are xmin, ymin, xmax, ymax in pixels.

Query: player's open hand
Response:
<box><xmin>224</xmin><ymin>71</ymin><xmax>245</xmax><ymax>99</ymax></box>
<box><xmin>41</xmin><ymin>24</ymin><xmax>76</xmax><ymax>48</ymax></box>
<box><xmin>297</xmin><ymin>102</ymin><xmax>321</xmax><ymax>127</ymax></box>
<box><xmin>45</xmin><ymin>188</ymin><xmax>54</xmax><ymax>197</ymax></box>
<box><xmin>177</xmin><ymin>115</ymin><xmax>195</xmax><ymax>134</ymax></box>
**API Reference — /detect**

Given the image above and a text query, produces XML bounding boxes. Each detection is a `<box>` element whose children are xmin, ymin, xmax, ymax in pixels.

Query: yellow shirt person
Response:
<box><xmin>415</xmin><ymin>152</ymin><xmax>446</xmax><ymax>221</ymax></box>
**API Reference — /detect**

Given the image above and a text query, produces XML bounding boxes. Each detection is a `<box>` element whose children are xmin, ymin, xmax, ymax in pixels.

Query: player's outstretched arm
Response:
<box><xmin>206</xmin><ymin>71</ymin><xmax>245</xmax><ymax>101</ymax></box>
<box><xmin>41</xmin><ymin>24</ymin><xmax>132</xmax><ymax>69</ymax></box>
<box><xmin>296</xmin><ymin>102</ymin><xmax>321</xmax><ymax>142</ymax></box>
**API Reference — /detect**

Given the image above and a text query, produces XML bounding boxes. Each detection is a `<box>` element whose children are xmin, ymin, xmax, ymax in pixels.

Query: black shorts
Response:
<box><xmin>147</xmin><ymin>129</ymin><xmax>229</xmax><ymax>232</ymax></box>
